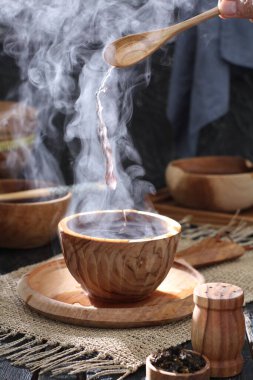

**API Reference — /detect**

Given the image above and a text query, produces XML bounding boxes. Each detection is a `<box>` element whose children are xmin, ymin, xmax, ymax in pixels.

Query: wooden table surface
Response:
<box><xmin>0</xmin><ymin>239</ymin><xmax>253</xmax><ymax>380</ymax></box>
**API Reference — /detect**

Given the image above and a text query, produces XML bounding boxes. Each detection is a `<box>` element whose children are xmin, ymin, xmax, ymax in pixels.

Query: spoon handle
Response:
<box><xmin>0</xmin><ymin>183</ymin><xmax>106</xmax><ymax>202</ymax></box>
<box><xmin>171</xmin><ymin>6</ymin><xmax>219</xmax><ymax>35</ymax></box>
<box><xmin>0</xmin><ymin>188</ymin><xmax>61</xmax><ymax>202</ymax></box>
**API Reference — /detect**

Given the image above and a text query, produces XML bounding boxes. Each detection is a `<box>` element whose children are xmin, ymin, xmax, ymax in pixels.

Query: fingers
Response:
<box><xmin>218</xmin><ymin>0</ymin><xmax>237</xmax><ymax>18</ymax></box>
<box><xmin>218</xmin><ymin>0</ymin><xmax>253</xmax><ymax>19</ymax></box>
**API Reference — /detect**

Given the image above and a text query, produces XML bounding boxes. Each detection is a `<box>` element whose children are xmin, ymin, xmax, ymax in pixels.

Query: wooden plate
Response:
<box><xmin>17</xmin><ymin>257</ymin><xmax>204</xmax><ymax>328</ymax></box>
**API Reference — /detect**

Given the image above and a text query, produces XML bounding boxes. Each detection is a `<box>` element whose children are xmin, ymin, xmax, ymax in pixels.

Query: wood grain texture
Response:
<box><xmin>59</xmin><ymin>210</ymin><xmax>181</xmax><ymax>302</ymax></box>
<box><xmin>146</xmin><ymin>352</ymin><xmax>210</xmax><ymax>380</ymax></box>
<box><xmin>176</xmin><ymin>237</ymin><xmax>245</xmax><ymax>267</ymax></box>
<box><xmin>165</xmin><ymin>156</ymin><xmax>253</xmax><ymax>212</ymax></box>
<box><xmin>192</xmin><ymin>283</ymin><xmax>245</xmax><ymax>377</ymax></box>
<box><xmin>0</xmin><ymin>179</ymin><xmax>71</xmax><ymax>249</ymax></box>
<box><xmin>17</xmin><ymin>257</ymin><xmax>204</xmax><ymax>328</ymax></box>
<box><xmin>103</xmin><ymin>7</ymin><xmax>219</xmax><ymax>68</ymax></box>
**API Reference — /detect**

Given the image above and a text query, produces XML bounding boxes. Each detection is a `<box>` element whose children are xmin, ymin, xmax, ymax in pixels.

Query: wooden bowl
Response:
<box><xmin>0</xmin><ymin>101</ymin><xmax>37</xmax><ymax>178</ymax></box>
<box><xmin>146</xmin><ymin>350</ymin><xmax>210</xmax><ymax>380</ymax></box>
<box><xmin>165</xmin><ymin>156</ymin><xmax>253</xmax><ymax>212</ymax></box>
<box><xmin>0</xmin><ymin>179</ymin><xmax>71</xmax><ymax>249</ymax></box>
<box><xmin>58</xmin><ymin>210</ymin><xmax>181</xmax><ymax>303</ymax></box>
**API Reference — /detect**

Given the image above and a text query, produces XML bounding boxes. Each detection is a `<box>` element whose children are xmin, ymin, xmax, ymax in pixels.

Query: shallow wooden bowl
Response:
<box><xmin>165</xmin><ymin>156</ymin><xmax>253</xmax><ymax>212</ymax></box>
<box><xmin>146</xmin><ymin>351</ymin><xmax>210</xmax><ymax>380</ymax></box>
<box><xmin>58</xmin><ymin>210</ymin><xmax>181</xmax><ymax>303</ymax></box>
<box><xmin>0</xmin><ymin>101</ymin><xmax>37</xmax><ymax>178</ymax></box>
<box><xmin>0</xmin><ymin>179</ymin><xmax>71</xmax><ymax>249</ymax></box>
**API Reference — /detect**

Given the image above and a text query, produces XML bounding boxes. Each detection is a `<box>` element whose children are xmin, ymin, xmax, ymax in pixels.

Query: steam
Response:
<box><xmin>96</xmin><ymin>67</ymin><xmax>117</xmax><ymax>190</ymax></box>
<box><xmin>0</xmin><ymin>0</ymin><xmax>178</xmax><ymax>212</ymax></box>
<box><xmin>69</xmin><ymin>210</ymin><xmax>170</xmax><ymax>240</ymax></box>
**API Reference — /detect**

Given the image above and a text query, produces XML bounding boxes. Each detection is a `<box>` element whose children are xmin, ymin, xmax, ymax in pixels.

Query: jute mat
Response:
<box><xmin>1</xmin><ymin>224</ymin><xmax>253</xmax><ymax>378</ymax></box>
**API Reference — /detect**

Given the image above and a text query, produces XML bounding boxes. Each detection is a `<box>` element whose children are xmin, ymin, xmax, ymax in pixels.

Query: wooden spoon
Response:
<box><xmin>176</xmin><ymin>237</ymin><xmax>245</xmax><ymax>267</ymax></box>
<box><xmin>0</xmin><ymin>183</ymin><xmax>105</xmax><ymax>203</ymax></box>
<box><xmin>0</xmin><ymin>187</ymin><xmax>58</xmax><ymax>202</ymax></box>
<box><xmin>104</xmin><ymin>7</ymin><xmax>219</xmax><ymax>68</ymax></box>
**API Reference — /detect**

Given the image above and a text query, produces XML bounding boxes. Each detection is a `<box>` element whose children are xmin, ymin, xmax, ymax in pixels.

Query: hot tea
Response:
<box><xmin>68</xmin><ymin>210</ymin><xmax>172</xmax><ymax>240</ymax></box>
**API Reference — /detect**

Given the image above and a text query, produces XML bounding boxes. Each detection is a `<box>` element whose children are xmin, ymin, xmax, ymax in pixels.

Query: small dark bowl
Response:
<box><xmin>146</xmin><ymin>350</ymin><xmax>210</xmax><ymax>380</ymax></box>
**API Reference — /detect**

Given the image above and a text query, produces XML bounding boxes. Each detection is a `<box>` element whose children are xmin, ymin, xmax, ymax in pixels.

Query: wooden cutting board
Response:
<box><xmin>149</xmin><ymin>188</ymin><xmax>253</xmax><ymax>226</ymax></box>
<box><xmin>17</xmin><ymin>258</ymin><xmax>204</xmax><ymax>328</ymax></box>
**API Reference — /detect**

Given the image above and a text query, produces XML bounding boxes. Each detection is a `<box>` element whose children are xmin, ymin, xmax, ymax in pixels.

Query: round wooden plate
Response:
<box><xmin>17</xmin><ymin>257</ymin><xmax>204</xmax><ymax>328</ymax></box>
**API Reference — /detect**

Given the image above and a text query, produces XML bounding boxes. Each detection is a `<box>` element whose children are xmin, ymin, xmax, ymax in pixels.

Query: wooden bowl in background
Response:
<box><xmin>0</xmin><ymin>179</ymin><xmax>71</xmax><ymax>249</ymax></box>
<box><xmin>165</xmin><ymin>156</ymin><xmax>253</xmax><ymax>212</ymax></box>
<box><xmin>58</xmin><ymin>210</ymin><xmax>181</xmax><ymax>303</ymax></box>
<box><xmin>0</xmin><ymin>101</ymin><xmax>37</xmax><ymax>178</ymax></box>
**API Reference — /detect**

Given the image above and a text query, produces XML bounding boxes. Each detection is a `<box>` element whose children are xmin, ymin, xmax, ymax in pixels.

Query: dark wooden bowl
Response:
<box><xmin>165</xmin><ymin>156</ymin><xmax>253</xmax><ymax>212</ymax></box>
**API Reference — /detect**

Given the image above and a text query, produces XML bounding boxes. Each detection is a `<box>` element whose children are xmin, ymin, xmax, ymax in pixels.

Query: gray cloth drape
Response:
<box><xmin>167</xmin><ymin>0</ymin><xmax>253</xmax><ymax>157</ymax></box>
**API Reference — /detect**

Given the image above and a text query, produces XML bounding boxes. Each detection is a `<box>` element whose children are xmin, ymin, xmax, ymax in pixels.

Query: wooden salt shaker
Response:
<box><xmin>192</xmin><ymin>282</ymin><xmax>245</xmax><ymax>377</ymax></box>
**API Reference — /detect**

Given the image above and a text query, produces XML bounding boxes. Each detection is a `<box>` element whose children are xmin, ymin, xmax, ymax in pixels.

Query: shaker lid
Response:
<box><xmin>193</xmin><ymin>282</ymin><xmax>244</xmax><ymax>310</ymax></box>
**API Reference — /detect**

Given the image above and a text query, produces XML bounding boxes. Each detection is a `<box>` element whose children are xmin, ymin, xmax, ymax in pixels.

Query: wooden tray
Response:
<box><xmin>149</xmin><ymin>188</ymin><xmax>253</xmax><ymax>226</ymax></box>
<box><xmin>17</xmin><ymin>257</ymin><xmax>204</xmax><ymax>328</ymax></box>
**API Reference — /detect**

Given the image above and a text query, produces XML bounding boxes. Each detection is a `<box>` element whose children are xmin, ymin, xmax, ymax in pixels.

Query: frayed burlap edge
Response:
<box><xmin>0</xmin><ymin>333</ymin><xmax>131</xmax><ymax>378</ymax></box>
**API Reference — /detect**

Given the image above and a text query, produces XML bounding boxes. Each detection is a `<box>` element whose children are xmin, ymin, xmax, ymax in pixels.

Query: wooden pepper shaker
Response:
<box><xmin>191</xmin><ymin>282</ymin><xmax>245</xmax><ymax>377</ymax></box>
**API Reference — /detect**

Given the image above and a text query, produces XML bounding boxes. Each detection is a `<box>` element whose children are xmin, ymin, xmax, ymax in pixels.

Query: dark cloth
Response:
<box><xmin>167</xmin><ymin>0</ymin><xmax>253</xmax><ymax>157</ymax></box>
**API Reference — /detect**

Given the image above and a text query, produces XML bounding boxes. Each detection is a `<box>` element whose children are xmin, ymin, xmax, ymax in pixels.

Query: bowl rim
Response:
<box><xmin>146</xmin><ymin>350</ymin><xmax>210</xmax><ymax>377</ymax></box>
<box><xmin>168</xmin><ymin>156</ymin><xmax>253</xmax><ymax>178</ymax></box>
<box><xmin>0</xmin><ymin>179</ymin><xmax>72</xmax><ymax>205</ymax></box>
<box><xmin>58</xmin><ymin>209</ymin><xmax>181</xmax><ymax>243</ymax></box>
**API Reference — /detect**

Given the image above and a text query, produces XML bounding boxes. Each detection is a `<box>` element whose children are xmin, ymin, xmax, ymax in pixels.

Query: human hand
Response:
<box><xmin>218</xmin><ymin>0</ymin><xmax>253</xmax><ymax>20</ymax></box>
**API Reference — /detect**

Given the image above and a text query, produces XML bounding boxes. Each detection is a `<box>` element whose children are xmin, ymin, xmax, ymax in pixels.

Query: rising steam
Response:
<box><xmin>0</xmin><ymin>0</ymin><xmax>178</xmax><ymax>212</ymax></box>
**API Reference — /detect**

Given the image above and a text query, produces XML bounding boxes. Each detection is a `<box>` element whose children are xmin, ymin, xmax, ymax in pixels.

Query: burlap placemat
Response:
<box><xmin>1</xmin><ymin>226</ymin><xmax>253</xmax><ymax>378</ymax></box>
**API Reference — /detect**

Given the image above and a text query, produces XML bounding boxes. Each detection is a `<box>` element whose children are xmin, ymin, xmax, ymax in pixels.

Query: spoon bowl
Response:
<box><xmin>104</xmin><ymin>7</ymin><xmax>219</xmax><ymax>68</ymax></box>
